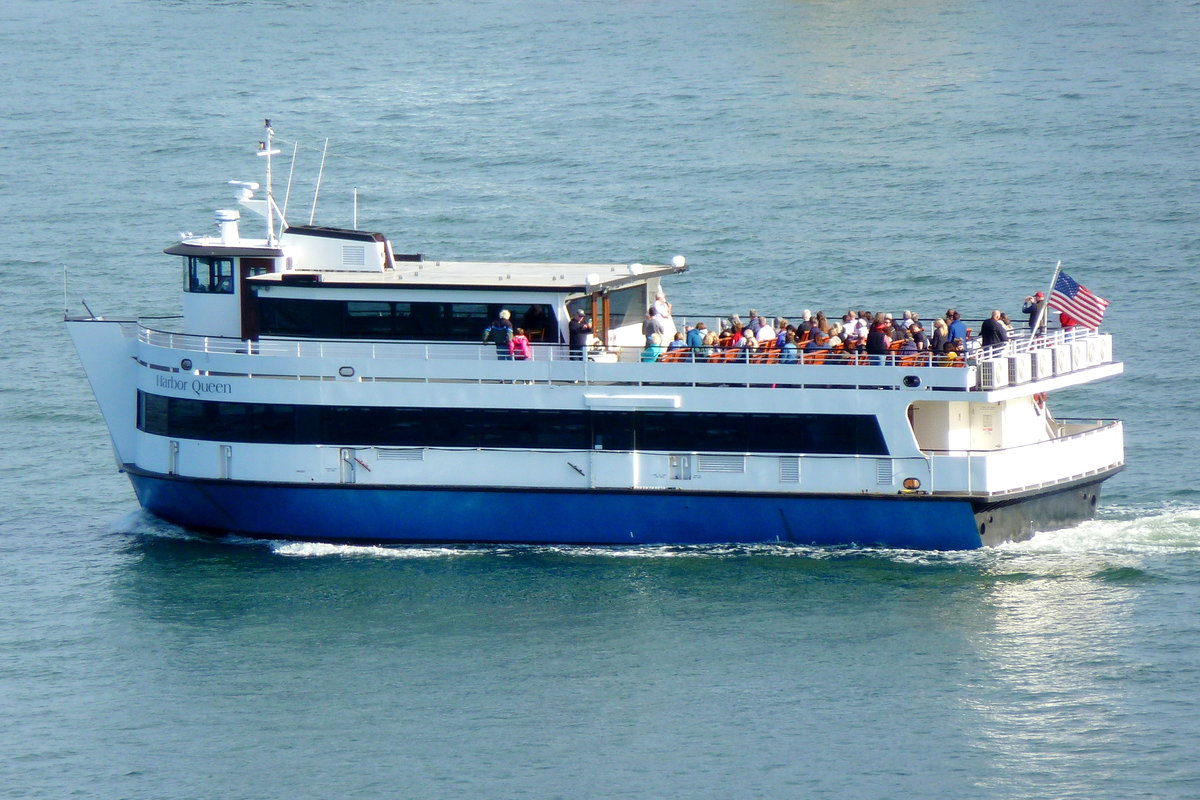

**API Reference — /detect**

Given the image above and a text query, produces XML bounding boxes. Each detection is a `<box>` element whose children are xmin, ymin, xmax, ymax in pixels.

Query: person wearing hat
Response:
<box><xmin>1023</xmin><ymin>291</ymin><xmax>1047</xmax><ymax>333</ymax></box>
<box><xmin>568</xmin><ymin>306</ymin><xmax>593</xmax><ymax>360</ymax></box>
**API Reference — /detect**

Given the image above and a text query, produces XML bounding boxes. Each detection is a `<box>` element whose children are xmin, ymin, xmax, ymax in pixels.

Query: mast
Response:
<box><xmin>257</xmin><ymin>119</ymin><xmax>282</xmax><ymax>245</ymax></box>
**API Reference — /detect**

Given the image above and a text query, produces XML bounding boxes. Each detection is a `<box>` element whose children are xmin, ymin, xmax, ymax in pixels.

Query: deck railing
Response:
<box><xmin>131</xmin><ymin>323</ymin><xmax>1114</xmax><ymax>391</ymax></box>
<box><xmin>926</xmin><ymin>419</ymin><xmax>1124</xmax><ymax>496</ymax></box>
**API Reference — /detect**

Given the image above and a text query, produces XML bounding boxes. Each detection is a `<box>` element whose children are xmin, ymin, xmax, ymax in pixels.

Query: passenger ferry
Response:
<box><xmin>67</xmin><ymin>126</ymin><xmax>1124</xmax><ymax>549</ymax></box>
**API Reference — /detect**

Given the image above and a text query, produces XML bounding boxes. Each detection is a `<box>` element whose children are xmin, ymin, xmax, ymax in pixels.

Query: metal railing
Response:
<box><xmin>132</xmin><ymin>323</ymin><xmax>1112</xmax><ymax>384</ymax></box>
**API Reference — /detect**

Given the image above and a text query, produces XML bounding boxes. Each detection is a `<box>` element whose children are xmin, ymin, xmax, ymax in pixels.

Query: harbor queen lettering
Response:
<box><xmin>155</xmin><ymin>374</ymin><xmax>233</xmax><ymax>396</ymax></box>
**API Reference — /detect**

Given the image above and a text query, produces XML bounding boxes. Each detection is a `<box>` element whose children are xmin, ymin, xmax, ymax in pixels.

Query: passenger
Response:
<box><xmin>484</xmin><ymin>309</ymin><xmax>514</xmax><ymax>360</ymax></box>
<box><xmin>930</xmin><ymin>318</ymin><xmax>949</xmax><ymax>353</ymax></box>
<box><xmin>667</xmin><ymin>331</ymin><xmax>687</xmax><ymax>352</ymax></box>
<box><xmin>939</xmin><ymin>340</ymin><xmax>959</xmax><ymax>366</ymax></box>
<box><xmin>737</xmin><ymin>328</ymin><xmax>757</xmax><ymax>361</ymax></box>
<box><xmin>568</xmin><ymin>307</ymin><xmax>593</xmax><ymax>361</ymax></box>
<box><xmin>1022</xmin><ymin>291</ymin><xmax>1047</xmax><ymax>333</ymax></box>
<box><xmin>815</xmin><ymin>311</ymin><xmax>830</xmax><ymax>333</ymax></box>
<box><xmin>806</xmin><ymin>317</ymin><xmax>822</xmax><ymax>341</ymax></box>
<box><xmin>780</xmin><ymin>331</ymin><xmax>799</xmax><ymax>364</ymax></box>
<box><xmin>641</xmin><ymin>332</ymin><xmax>665</xmax><ymax>362</ymax></box>
<box><xmin>511</xmin><ymin>328</ymin><xmax>532</xmax><ymax>360</ymax></box>
<box><xmin>901</xmin><ymin>310</ymin><xmax>915</xmax><ymax>330</ymax></box>
<box><xmin>947</xmin><ymin>310</ymin><xmax>967</xmax><ymax>342</ymax></box>
<box><xmin>827</xmin><ymin>325</ymin><xmax>843</xmax><ymax>350</ymax></box>
<box><xmin>653</xmin><ymin>289</ymin><xmax>676</xmax><ymax>339</ymax></box>
<box><xmin>747</xmin><ymin>310</ymin><xmax>762</xmax><ymax>337</ymax></box>
<box><xmin>806</xmin><ymin>330</ymin><xmax>833</xmax><ymax>353</ymax></box>
<box><xmin>686</xmin><ymin>322</ymin><xmax>707</xmax><ymax>350</ymax></box>
<box><xmin>911</xmin><ymin>321</ymin><xmax>928</xmax><ymax>352</ymax></box>
<box><xmin>980</xmin><ymin>309</ymin><xmax>1007</xmax><ymax>349</ymax></box>
<box><xmin>642</xmin><ymin>306</ymin><xmax>666</xmax><ymax>346</ymax></box>
<box><xmin>775</xmin><ymin>321</ymin><xmax>791</xmax><ymax>349</ymax></box>
<box><xmin>865</xmin><ymin>315</ymin><xmax>891</xmax><ymax>365</ymax></box>
<box><xmin>840</xmin><ymin>313</ymin><xmax>859</xmax><ymax>349</ymax></box>
<box><xmin>755</xmin><ymin>317</ymin><xmax>776</xmax><ymax>344</ymax></box>
<box><xmin>702</xmin><ymin>330</ymin><xmax>720</xmax><ymax>361</ymax></box>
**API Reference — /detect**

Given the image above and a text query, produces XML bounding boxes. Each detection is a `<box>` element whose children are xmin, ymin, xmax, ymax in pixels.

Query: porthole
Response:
<box><xmin>902</xmin><ymin>375</ymin><xmax>921</xmax><ymax>388</ymax></box>
<box><xmin>180</xmin><ymin>358</ymin><xmax>192</xmax><ymax>371</ymax></box>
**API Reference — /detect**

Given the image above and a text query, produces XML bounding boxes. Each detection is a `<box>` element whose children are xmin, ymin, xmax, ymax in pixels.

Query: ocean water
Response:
<box><xmin>2</xmin><ymin>0</ymin><xmax>1199</xmax><ymax>797</ymax></box>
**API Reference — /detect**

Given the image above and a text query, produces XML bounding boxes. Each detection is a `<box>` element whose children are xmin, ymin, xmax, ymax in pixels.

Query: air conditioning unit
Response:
<box><xmin>1052</xmin><ymin>344</ymin><xmax>1073</xmax><ymax>375</ymax></box>
<box><xmin>1086</xmin><ymin>336</ymin><xmax>1103</xmax><ymax>367</ymax></box>
<box><xmin>1071</xmin><ymin>340</ymin><xmax>1090</xmax><ymax>369</ymax></box>
<box><xmin>1031</xmin><ymin>348</ymin><xmax>1053</xmax><ymax>380</ymax></box>
<box><xmin>1095</xmin><ymin>334</ymin><xmax>1113</xmax><ymax>364</ymax></box>
<box><xmin>980</xmin><ymin>358</ymin><xmax>1010</xmax><ymax>389</ymax></box>
<box><xmin>1007</xmin><ymin>353</ymin><xmax>1032</xmax><ymax>385</ymax></box>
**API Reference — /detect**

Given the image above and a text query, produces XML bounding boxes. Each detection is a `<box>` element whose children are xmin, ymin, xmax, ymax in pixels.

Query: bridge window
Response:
<box><xmin>185</xmin><ymin>257</ymin><xmax>234</xmax><ymax>294</ymax></box>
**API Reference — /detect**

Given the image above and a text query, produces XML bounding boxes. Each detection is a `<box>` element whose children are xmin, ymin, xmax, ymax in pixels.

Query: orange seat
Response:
<box><xmin>804</xmin><ymin>350</ymin><xmax>829</xmax><ymax>365</ymax></box>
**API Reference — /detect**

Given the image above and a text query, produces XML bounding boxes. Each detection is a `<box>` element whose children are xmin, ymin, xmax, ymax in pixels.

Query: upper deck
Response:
<box><xmin>122</xmin><ymin>321</ymin><xmax>1119</xmax><ymax>399</ymax></box>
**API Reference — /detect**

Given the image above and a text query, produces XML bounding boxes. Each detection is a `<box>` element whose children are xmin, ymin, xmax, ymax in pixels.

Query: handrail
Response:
<box><xmin>974</xmin><ymin>327</ymin><xmax>1100</xmax><ymax>361</ymax></box>
<box><xmin>923</xmin><ymin>418</ymin><xmax>1121</xmax><ymax>456</ymax></box>
<box><xmin>133</xmin><ymin>323</ymin><xmax>1111</xmax><ymax>376</ymax></box>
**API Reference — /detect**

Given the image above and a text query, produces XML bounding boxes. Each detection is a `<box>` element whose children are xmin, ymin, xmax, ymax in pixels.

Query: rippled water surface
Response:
<box><xmin>2</xmin><ymin>1</ymin><xmax>1198</xmax><ymax>797</ymax></box>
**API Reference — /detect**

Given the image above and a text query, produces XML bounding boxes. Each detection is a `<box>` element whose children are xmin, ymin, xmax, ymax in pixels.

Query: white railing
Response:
<box><xmin>132</xmin><ymin>323</ymin><xmax>1113</xmax><ymax>391</ymax></box>
<box><xmin>927</xmin><ymin>419</ymin><xmax>1123</xmax><ymax>496</ymax></box>
<box><xmin>974</xmin><ymin>327</ymin><xmax>1100</xmax><ymax>361</ymax></box>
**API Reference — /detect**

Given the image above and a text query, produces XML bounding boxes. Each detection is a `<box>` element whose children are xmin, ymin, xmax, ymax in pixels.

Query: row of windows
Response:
<box><xmin>257</xmin><ymin>299</ymin><xmax>560</xmax><ymax>342</ymax></box>
<box><xmin>137</xmin><ymin>392</ymin><xmax>889</xmax><ymax>455</ymax></box>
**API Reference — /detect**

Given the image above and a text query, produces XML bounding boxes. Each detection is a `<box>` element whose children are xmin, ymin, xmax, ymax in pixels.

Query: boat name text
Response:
<box><xmin>156</xmin><ymin>374</ymin><xmax>233</xmax><ymax>396</ymax></box>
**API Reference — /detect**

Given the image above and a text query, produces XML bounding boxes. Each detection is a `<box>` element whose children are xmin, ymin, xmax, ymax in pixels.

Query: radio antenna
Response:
<box><xmin>281</xmin><ymin>141</ymin><xmax>298</xmax><ymax>228</ymax></box>
<box><xmin>309</xmin><ymin>137</ymin><xmax>329</xmax><ymax>225</ymax></box>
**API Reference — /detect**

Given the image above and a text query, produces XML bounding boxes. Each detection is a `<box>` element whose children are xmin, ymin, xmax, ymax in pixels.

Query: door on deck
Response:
<box><xmin>239</xmin><ymin>258</ymin><xmax>274</xmax><ymax>340</ymax></box>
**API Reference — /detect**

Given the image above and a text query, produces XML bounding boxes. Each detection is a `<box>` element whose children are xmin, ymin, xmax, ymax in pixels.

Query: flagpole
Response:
<box><xmin>1031</xmin><ymin>260</ymin><xmax>1061</xmax><ymax>336</ymax></box>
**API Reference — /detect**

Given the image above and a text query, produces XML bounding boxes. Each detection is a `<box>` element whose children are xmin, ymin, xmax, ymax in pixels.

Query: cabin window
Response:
<box><xmin>606</xmin><ymin>285</ymin><xmax>646</xmax><ymax>329</ymax></box>
<box><xmin>256</xmin><ymin>298</ymin><xmax>559</xmax><ymax>342</ymax></box>
<box><xmin>185</xmin><ymin>257</ymin><xmax>235</xmax><ymax>294</ymax></box>
<box><xmin>136</xmin><ymin>392</ymin><xmax>889</xmax><ymax>456</ymax></box>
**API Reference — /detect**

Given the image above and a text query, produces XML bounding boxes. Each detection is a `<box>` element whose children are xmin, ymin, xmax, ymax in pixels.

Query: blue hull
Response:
<box><xmin>127</xmin><ymin>470</ymin><xmax>988</xmax><ymax>550</ymax></box>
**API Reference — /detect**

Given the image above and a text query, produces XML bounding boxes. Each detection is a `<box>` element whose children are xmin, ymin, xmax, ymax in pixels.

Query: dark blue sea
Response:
<box><xmin>2</xmin><ymin>1</ymin><xmax>1199</xmax><ymax>797</ymax></box>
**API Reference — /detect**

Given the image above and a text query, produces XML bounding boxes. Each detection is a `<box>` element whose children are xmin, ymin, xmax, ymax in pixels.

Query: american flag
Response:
<box><xmin>1049</xmin><ymin>271</ymin><xmax>1109</xmax><ymax>329</ymax></box>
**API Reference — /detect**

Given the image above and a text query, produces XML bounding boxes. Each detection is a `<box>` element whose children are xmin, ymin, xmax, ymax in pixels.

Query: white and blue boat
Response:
<box><xmin>67</xmin><ymin>126</ymin><xmax>1125</xmax><ymax>549</ymax></box>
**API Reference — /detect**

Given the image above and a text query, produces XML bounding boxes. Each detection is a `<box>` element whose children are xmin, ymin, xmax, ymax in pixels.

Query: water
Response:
<box><xmin>2</xmin><ymin>0</ymin><xmax>1199</xmax><ymax>796</ymax></box>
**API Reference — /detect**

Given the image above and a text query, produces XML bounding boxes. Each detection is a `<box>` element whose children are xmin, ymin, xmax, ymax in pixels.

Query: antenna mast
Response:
<box><xmin>310</xmin><ymin>137</ymin><xmax>329</xmax><ymax>225</ymax></box>
<box><xmin>257</xmin><ymin>119</ymin><xmax>282</xmax><ymax>245</ymax></box>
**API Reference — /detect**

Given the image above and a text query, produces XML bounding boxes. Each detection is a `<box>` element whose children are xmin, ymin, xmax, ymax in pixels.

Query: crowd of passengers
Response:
<box><xmin>638</xmin><ymin>291</ymin><xmax>1084</xmax><ymax>365</ymax></box>
<box><xmin>481</xmin><ymin>290</ymin><xmax>1081</xmax><ymax>364</ymax></box>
